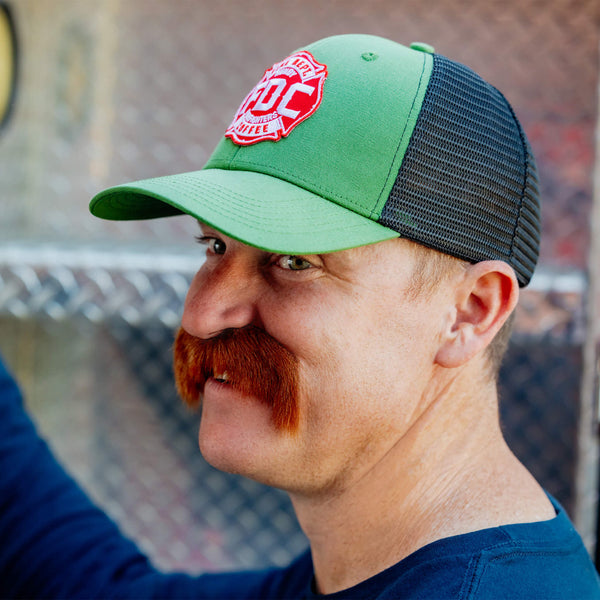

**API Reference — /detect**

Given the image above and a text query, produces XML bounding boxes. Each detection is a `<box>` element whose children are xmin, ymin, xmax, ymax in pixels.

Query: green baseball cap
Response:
<box><xmin>90</xmin><ymin>34</ymin><xmax>541</xmax><ymax>286</ymax></box>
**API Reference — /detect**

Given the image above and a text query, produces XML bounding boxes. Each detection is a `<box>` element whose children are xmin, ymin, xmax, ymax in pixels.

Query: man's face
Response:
<box><xmin>178</xmin><ymin>224</ymin><xmax>450</xmax><ymax>496</ymax></box>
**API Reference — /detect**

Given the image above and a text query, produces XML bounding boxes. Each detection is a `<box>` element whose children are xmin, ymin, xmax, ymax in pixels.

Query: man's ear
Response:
<box><xmin>435</xmin><ymin>261</ymin><xmax>519</xmax><ymax>368</ymax></box>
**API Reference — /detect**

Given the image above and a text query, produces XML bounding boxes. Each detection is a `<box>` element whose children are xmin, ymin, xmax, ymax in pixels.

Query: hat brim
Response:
<box><xmin>90</xmin><ymin>169</ymin><xmax>400</xmax><ymax>254</ymax></box>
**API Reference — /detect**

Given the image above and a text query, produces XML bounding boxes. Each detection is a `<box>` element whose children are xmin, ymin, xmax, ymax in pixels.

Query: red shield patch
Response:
<box><xmin>225</xmin><ymin>50</ymin><xmax>328</xmax><ymax>146</ymax></box>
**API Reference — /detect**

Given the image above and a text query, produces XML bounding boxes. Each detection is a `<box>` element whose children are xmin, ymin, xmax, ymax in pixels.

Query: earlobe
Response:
<box><xmin>434</xmin><ymin>261</ymin><xmax>519</xmax><ymax>368</ymax></box>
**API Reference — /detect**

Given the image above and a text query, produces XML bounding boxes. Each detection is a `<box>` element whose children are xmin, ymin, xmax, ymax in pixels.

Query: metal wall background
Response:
<box><xmin>0</xmin><ymin>0</ymin><xmax>598</xmax><ymax>572</ymax></box>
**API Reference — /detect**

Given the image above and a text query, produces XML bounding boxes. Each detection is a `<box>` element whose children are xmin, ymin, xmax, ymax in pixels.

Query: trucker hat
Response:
<box><xmin>90</xmin><ymin>34</ymin><xmax>541</xmax><ymax>286</ymax></box>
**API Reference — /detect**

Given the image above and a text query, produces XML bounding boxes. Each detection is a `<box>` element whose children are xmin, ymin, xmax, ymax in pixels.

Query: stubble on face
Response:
<box><xmin>173</xmin><ymin>326</ymin><xmax>301</xmax><ymax>433</ymax></box>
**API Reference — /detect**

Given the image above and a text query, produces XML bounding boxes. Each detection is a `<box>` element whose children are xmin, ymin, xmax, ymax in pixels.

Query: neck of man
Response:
<box><xmin>288</xmin><ymin>360</ymin><xmax>555</xmax><ymax>595</ymax></box>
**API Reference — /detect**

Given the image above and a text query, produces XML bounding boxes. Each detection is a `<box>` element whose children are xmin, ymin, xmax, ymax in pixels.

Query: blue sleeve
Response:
<box><xmin>0</xmin><ymin>355</ymin><xmax>223</xmax><ymax>598</ymax></box>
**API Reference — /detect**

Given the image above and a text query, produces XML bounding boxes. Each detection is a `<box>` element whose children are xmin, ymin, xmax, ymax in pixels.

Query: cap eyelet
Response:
<box><xmin>361</xmin><ymin>52</ymin><xmax>378</xmax><ymax>62</ymax></box>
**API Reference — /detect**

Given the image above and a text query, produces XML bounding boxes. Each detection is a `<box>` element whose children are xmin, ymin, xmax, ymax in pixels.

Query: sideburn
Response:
<box><xmin>173</xmin><ymin>327</ymin><xmax>300</xmax><ymax>433</ymax></box>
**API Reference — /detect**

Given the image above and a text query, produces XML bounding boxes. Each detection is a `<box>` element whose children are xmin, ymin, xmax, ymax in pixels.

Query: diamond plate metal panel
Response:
<box><xmin>0</xmin><ymin>242</ymin><xmax>197</xmax><ymax>325</ymax></box>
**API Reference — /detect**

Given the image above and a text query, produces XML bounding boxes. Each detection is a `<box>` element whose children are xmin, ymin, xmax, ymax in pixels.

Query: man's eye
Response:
<box><xmin>278</xmin><ymin>255</ymin><xmax>313</xmax><ymax>271</ymax></box>
<box><xmin>196</xmin><ymin>235</ymin><xmax>227</xmax><ymax>255</ymax></box>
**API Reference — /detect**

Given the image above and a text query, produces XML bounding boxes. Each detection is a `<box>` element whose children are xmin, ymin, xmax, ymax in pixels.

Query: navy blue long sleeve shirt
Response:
<box><xmin>1</xmin><ymin>355</ymin><xmax>599</xmax><ymax>599</ymax></box>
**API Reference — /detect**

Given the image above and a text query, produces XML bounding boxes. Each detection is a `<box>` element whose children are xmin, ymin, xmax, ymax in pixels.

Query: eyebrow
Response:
<box><xmin>196</xmin><ymin>220</ymin><xmax>218</xmax><ymax>236</ymax></box>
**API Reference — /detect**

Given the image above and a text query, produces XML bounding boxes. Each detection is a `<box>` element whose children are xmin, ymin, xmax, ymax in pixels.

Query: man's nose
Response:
<box><xmin>181</xmin><ymin>260</ymin><xmax>261</xmax><ymax>339</ymax></box>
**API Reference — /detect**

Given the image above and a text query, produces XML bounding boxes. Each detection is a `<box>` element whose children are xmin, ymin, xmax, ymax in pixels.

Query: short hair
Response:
<box><xmin>405</xmin><ymin>240</ymin><xmax>514</xmax><ymax>378</ymax></box>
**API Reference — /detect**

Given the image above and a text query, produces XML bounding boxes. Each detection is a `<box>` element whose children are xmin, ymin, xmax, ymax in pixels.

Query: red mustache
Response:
<box><xmin>173</xmin><ymin>326</ymin><xmax>300</xmax><ymax>432</ymax></box>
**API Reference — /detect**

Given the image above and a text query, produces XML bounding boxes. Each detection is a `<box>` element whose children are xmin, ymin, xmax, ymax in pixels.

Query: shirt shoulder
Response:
<box><xmin>303</xmin><ymin>496</ymin><xmax>600</xmax><ymax>600</ymax></box>
<box><xmin>392</xmin><ymin>496</ymin><xmax>600</xmax><ymax>600</ymax></box>
<box><xmin>459</xmin><ymin>498</ymin><xmax>600</xmax><ymax>599</ymax></box>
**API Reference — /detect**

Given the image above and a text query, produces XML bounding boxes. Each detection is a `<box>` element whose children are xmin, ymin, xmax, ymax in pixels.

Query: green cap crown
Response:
<box><xmin>90</xmin><ymin>34</ymin><xmax>540</xmax><ymax>285</ymax></box>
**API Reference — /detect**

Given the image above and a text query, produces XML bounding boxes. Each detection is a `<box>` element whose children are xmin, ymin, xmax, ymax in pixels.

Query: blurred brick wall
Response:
<box><xmin>1</xmin><ymin>0</ymin><xmax>597</xmax><ymax>264</ymax></box>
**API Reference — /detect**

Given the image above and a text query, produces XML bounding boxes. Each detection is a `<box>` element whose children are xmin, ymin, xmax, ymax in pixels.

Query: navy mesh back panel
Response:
<box><xmin>380</xmin><ymin>54</ymin><xmax>541</xmax><ymax>286</ymax></box>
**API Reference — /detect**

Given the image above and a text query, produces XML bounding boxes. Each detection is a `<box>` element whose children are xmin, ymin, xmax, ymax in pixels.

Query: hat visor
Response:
<box><xmin>90</xmin><ymin>169</ymin><xmax>400</xmax><ymax>254</ymax></box>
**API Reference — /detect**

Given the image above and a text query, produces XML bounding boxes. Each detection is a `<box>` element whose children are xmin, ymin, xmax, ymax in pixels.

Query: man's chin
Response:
<box><xmin>197</xmin><ymin>408</ymin><xmax>302</xmax><ymax>489</ymax></box>
<box><xmin>198</xmin><ymin>399</ymin><xmax>276</xmax><ymax>471</ymax></box>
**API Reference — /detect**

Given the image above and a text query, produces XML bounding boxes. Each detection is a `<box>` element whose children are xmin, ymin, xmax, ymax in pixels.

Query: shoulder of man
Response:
<box><xmin>381</xmin><ymin>499</ymin><xmax>600</xmax><ymax>600</ymax></box>
<box><xmin>293</xmin><ymin>498</ymin><xmax>600</xmax><ymax>600</ymax></box>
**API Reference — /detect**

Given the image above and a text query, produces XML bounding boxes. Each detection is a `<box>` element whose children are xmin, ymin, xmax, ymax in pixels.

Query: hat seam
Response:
<box><xmin>153</xmin><ymin>174</ymin><xmax>381</xmax><ymax>233</ymax></box>
<box><xmin>219</xmin><ymin>158</ymin><xmax>377</xmax><ymax>217</ymax></box>
<box><xmin>373</xmin><ymin>52</ymin><xmax>430</xmax><ymax>220</ymax></box>
<box><xmin>503</xmin><ymin>96</ymin><xmax>529</xmax><ymax>269</ymax></box>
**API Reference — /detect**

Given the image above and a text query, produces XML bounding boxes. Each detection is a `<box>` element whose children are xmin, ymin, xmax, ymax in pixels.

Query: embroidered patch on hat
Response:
<box><xmin>225</xmin><ymin>51</ymin><xmax>328</xmax><ymax>145</ymax></box>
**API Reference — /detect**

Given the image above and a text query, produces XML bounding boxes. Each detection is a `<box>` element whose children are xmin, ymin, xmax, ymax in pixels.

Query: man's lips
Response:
<box><xmin>212</xmin><ymin>371</ymin><xmax>230</xmax><ymax>384</ymax></box>
<box><xmin>173</xmin><ymin>326</ymin><xmax>301</xmax><ymax>432</ymax></box>
<box><xmin>203</xmin><ymin>375</ymin><xmax>267</xmax><ymax>409</ymax></box>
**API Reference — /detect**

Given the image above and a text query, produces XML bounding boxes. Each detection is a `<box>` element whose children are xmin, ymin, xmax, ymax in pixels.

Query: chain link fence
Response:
<box><xmin>0</xmin><ymin>0</ymin><xmax>598</xmax><ymax>571</ymax></box>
